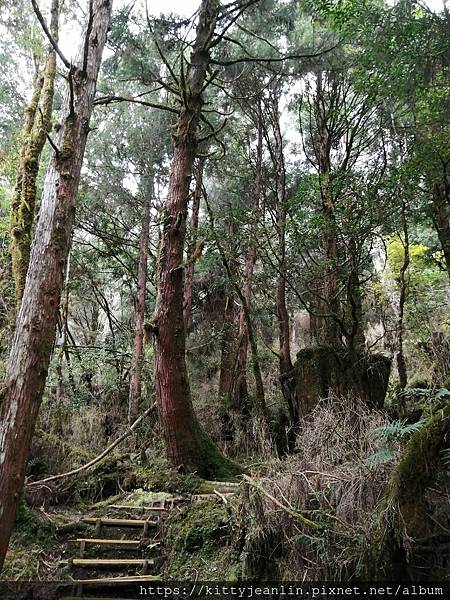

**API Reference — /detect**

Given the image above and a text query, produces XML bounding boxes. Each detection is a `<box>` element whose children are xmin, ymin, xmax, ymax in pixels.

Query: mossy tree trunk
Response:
<box><xmin>128</xmin><ymin>180</ymin><xmax>152</xmax><ymax>424</ymax></box>
<box><xmin>431</xmin><ymin>179</ymin><xmax>450</xmax><ymax>281</ymax></box>
<box><xmin>152</xmin><ymin>0</ymin><xmax>242</xmax><ymax>479</ymax></box>
<box><xmin>368</xmin><ymin>399</ymin><xmax>450</xmax><ymax>579</ymax></box>
<box><xmin>10</xmin><ymin>0</ymin><xmax>59</xmax><ymax>309</ymax></box>
<box><xmin>0</xmin><ymin>0</ymin><xmax>113</xmax><ymax>569</ymax></box>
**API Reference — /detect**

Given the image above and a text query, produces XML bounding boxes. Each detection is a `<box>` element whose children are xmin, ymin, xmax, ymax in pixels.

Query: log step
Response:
<box><xmin>74</xmin><ymin>538</ymin><xmax>160</xmax><ymax>548</ymax></box>
<box><xmin>82</xmin><ymin>517</ymin><xmax>157</xmax><ymax>528</ymax></box>
<box><xmin>72</xmin><ymin>558</ymin><xmax>155</xmax><ymax>567</ymax></box>
<box><xmin>74</xmin><ymin>538</ymin><xmax>140</xmax><ymax>547</ymax></box>
<box><xmin>70</xmin><ymin>574</ymin><xmax>162</xmax><ymax>584</ymax></box>
<box><xmin>110</xmin><ymin>504</ymin><xmax>169</xmax><ymax>512</ymax></box>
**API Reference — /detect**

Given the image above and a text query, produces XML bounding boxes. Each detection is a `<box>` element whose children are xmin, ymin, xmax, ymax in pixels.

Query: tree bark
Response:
<box><xmin>233</xmin><ymin>104</ymin><xmax>263</xmax><ymax>410</ymax></box>
<box><xmin>183</xmin><ymin>157</ymin><xmax>205</xmax><ymax>332</ymax></box>
<box><xmin>0</xmin><ymin>0</ymin><xmax>112</xmax><ymax>569</ymax></box>
<box><xmin>10</xmin><ymin>0</ymin><xmax>59</xmax><ymax>309</ymax></box>
<box><xmin>397</xmin><ymin>198</ymin><xmax>410</xmax><ymax>392</ymax></box>
<box><xmin>309</xmin><ymin>71</ymin><xmax>342</xmax><ymax>348</ymax></box>
<box><xmin>271</xmin><ymin>92</ymin><xmax>297</xmax><ymax>422</ymax></box>
<box><xmin>152</xmin><ymin>0</ymin><xmax>240</xmax><ymax>479</ymax></box>
<box><xmin>219</xmin><ymin>290</ymin><xmax>237</xmax><ymax>399</ymax></box>
<box><xmin>431</xmin><ymin>179</ymin><xmax>450</xmax><ymax>280</ymax></box>
<box><xmin>128</xmin><ymin>182</ymin><xmax>152</xmax><ymax>424</ymax></box>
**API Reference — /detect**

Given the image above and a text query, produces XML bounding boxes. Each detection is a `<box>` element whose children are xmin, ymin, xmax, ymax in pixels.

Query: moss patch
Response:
<box><xmin>165</xmin><ymin>498</ymin><xmax>240</xmax><ymax>579</ymax></box>
<box><xmin>1</xmin><ymin>502</ymin><xmax>56</xmax><ymax>580</ymax></box>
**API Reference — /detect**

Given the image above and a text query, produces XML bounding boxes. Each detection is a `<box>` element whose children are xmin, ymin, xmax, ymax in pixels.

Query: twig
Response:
<box><xmin>242</xmin><ymin>475</ymin><xmax>322</xmax><ymax>530</ymax></box>
<box><xmin>27</xmin><ymin>404</ymin><xmax>156</xmax><ymax>487</ymax></box>
<box><xmin>82</xmin><ymin>0</ymin><xmax>94</xmax><ymax>74</ymax></box>
<box><xmin>31</xmin><ymin>0</ymin><xmax>71</xmax><ymax>69</ymax></box>
<box><xmin>46</xmin><ymin>133</ymin><xmax>61</xmax><ymax>157</ymax></box>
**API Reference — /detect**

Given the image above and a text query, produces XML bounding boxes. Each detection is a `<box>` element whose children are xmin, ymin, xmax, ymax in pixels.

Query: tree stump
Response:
<box><xmin>292</xmin><ymin>346</ymin><xmax>391</xmax><ymax>417</ymax></box>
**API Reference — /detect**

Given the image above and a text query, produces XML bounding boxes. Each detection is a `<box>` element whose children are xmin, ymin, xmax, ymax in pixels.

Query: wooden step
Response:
<box><xmin>72</xmin><ymin>558</ymin><xmax>155</xmax><ymax>567</ymax></box>
<box><xmin>74</xmin><ymin>538</ymin><xmax>140</xmax><ymax>547</ymax></box>
<box><xmin>82</xmin><ymin>517</ymin><xmax>157</xmax><ymax>528</ymax></box>
<box><xmin>74</xmin><ymin>537</ymin><xmax>160</xmax><ymax>547</ymax></box>
<box><xmin>110</xmin><ymin>504</ymin><xmax>169</xmax><ymax>512</ymax></box>
<box><xmin>192</xmin><ymin>492</ymin><xmax>234</xmax><ymax>500</ymax></box>
<box><xmin>70</xmin><ymin>574</ymin><xmax>162</xmax><ymax>584</ymax></box>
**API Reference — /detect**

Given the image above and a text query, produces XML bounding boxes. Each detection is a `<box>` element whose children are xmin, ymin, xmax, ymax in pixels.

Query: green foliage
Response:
<box><xmin>372</xmin><ymin>418</ymin><xmax>426</xmax><ymax>442</ymax></box>
<box><xmin>166</xmin><ymin>498</ymin><xmax>240</xmax><ymax>579</ymax></box>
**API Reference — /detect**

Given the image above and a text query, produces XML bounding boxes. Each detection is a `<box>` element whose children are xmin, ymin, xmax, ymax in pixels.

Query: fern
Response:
<box><xmin>364</xmin><ymin>448</ymin><xmax>395</xmax><ymax>467</ymax></box>
<box><xmin>372</xmin><ymin>419</ymin><xmax>426</xmax><ymax>442</ymax></box>
<box><xmin>398</xmin><ymin>387</ymin><xmax>450</xmax><ymax>402</ymax></box>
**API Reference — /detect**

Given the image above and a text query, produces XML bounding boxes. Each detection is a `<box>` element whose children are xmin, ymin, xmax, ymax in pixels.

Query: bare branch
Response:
<box><xmin>82</xmin><ymin>0</ymin><xmax>94</xmax><ymax>74</ymax></box>
<box><xmin>31</xmin><ymin>0</ymin><xmax>71</xmax><ymax>69</ymax></box>
<box><xmin>94</xmin><ymin>94</ymin><xmax>179</xmax><ymax>114</ymax></box>
<box><xmin>211</xmin><ymin>43</ymin><xmax>341</xmax><ymax>67</ymax></box>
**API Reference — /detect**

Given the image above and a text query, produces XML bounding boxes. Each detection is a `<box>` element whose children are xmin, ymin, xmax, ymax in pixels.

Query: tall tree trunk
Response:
<box><xmin>128</xmin><ymin>182</ymin><xmax>152</xmax><ymax>424</ymax></box>
<box><xmin>431</xmin><ymin>179</ymin><xmax>450</xmax><ymax>280</ymax></box>
<box><xmin>183</xmin><ymin>156</ymin><xmax>205</xmax><ymax>332</ymax></box>
<box><xmin>10</xmin><ymin>0</ymin><xmax>59</xmax><ymax>308</ymax></box>
<box><xmin>219</xmin><ymin>219</ymin><xmax>238</xmax><ymax>403</ymax></box>
<box><xmin>271</xmin><ymin>92</ymin><xmax>297</xmax><ymax>422</ymax></box>
<box><xmin>397</xmin><ymin>198</ymin><xmax>410</xmax><ymax>392</ymax></box>
<box><xmin>205</xmin><ymin>199</ymin><xmax>267</xmax><ymax>421</ymax></box>
<box><xmin>316</xmin><ymin>72</ymin><xmax>341</xmax><ymax>348</ymax></box>
<box><xmin>0</xmin><ymin>0</ymin><xmax>112</xmax><ymax>569</ymax></box>
<box><xmin>219</xmin><ymin>290</ymin><xmax>237</xmax><ymax>399</ymax></box>
<box><xmin>152</xmin><ymin>0</ymin><xmax>240</xmax><ymax>479</ymax></box>
<box><xmin>233</xmin><ymin>104</ymin><xmax>263</xmax><ymax>410</ymax></box>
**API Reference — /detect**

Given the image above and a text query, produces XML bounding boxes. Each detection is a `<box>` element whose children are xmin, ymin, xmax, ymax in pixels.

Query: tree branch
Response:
<box><xmin>27</xmin><ymin>404</ymin><xmax>156</xmax><ymax>487</ymax></box>
<box><xmin>31</xmin><ymin>0</ymin><xmax>71</xmax><ymax>69</ymax></box>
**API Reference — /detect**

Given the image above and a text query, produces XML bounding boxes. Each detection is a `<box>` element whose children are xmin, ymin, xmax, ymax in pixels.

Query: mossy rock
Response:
<box><xmin>166</xmin><ymin>498</ymin><xmax>240</xmax><ymax>579</ymax></box>
<box><xmin>134</xmin><ymin>465</ymin><xmax>207</xmax><ymax>495</ymax></box>
<box><xmin>292</xmin><ymin>346</ymin><xmax>391</xmax><ymax>417</ymax></box>
<box><xmin>167</xmin><ymin>498</ymin><xmax>230</xmax><ymax>554</ymax></box>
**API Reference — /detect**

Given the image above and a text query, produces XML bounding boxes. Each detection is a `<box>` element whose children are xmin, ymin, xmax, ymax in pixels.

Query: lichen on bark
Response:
<box><xmin>10</xmin><ymin>0</ymin><xmax>59</xmax><ymax>309</ymax></box>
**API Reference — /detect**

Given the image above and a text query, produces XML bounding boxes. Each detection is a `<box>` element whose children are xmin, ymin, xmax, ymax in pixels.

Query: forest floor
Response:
<box><xmin>2</xmin><ymin>395</ymin><xmax>450</xmax><ymax>584</ymax></box>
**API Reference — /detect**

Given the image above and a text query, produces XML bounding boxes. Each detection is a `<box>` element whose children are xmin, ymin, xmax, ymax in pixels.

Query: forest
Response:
<box><xmin>0</xmin><ymin>0</ymin><xmax>449</xmax><ymax>595</ymax></box>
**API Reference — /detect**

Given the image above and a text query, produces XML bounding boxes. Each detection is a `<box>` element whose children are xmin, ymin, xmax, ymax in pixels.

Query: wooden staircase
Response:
<box><xmin>63</xmin><ymin>485</ymin><xmax>239</xmax><ymax>597</ymax></box>
<box><xmin>65</xmin><ymin>498</ymin><xmax>172</xmax><ymax>597</ymax></box>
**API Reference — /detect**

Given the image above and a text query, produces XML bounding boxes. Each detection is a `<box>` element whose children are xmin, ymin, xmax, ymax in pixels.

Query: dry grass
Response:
<box><xmin>233</xmin><ymin>394</ymin><xmax>398</xmax><ymax>580</ymax></box>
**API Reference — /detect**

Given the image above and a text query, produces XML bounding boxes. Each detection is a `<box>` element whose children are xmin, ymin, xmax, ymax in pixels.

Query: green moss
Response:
<box><xmin>166</xmin><ymin>498</ymin><xmax>240</xmax><ymax>579</ymax></box>
<box><xmin>196</xmin><ymin>428</ymin><xmax>243</xmax><ymax>480</ymax></box>
<box><xmin>365</xmin><ymin>398</ymin><xmax>450</xmax><ymax>579</ymax></box>
<box><xmin>388</xmin><ymin>398</ymin><xmax>450</xmax><ymax>536</ymax></box>
<box><xmin>2</xmin><ymin>502</ymin><xmax>56</xmax><ymax>580</ymax></box>
<box><xmin>134</xmin><ymin>464</ymin><xmax>206</xmax><ymax>494</ymax></box>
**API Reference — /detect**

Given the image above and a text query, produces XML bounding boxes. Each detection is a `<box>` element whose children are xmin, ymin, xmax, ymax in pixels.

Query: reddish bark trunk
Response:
<box><xmin>128</xmin><ymin>184</ymin><xmax>151</xmax><ymax>424</ymax></box>
<box><xmin>152</xmin><ymin>0</ymin><xmax>240</xmax><ymax>478</ymax></box>
<box><xmin>271</xmin><ymin>92</ymin><xmax>297</xmax><ymax>421</ymax></box>
<box><xmin>0</xmin><ymin>0</ymin><xmax>112</xmax><ymax>569</ymax></box>
<box><xmin>233</xmin><ymin>105</ymin><xmax>263</xmax><ymax>410</ymax></box>
<box><xmin>183</xmin><ymin>157</ymin><xmax>205</xmax><ymax>332</ymax></box>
